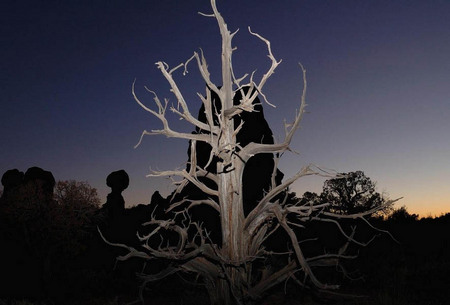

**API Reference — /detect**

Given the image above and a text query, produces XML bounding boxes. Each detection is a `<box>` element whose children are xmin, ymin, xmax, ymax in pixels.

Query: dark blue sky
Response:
<box><xmin>1</xmin><ymin>0</ymin><xmax>449</xmax><ymax>216</ymax></box>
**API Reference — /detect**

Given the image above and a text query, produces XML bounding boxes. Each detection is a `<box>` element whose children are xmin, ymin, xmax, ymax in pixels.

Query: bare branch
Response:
<box><xmin>240</xmin><ymin>64</ymin><xmax>307</xmax><ymax>158</ymax></box>
<box><xmin>166</xmin><ymin>197</ymin><xmax>220</xmax><ymax>214</ymax></box>
<box><xmin>98</xmin><ymin>227</ymin><xmax>152</xmax><ymax>261</ymax></box>
<box><xmin>248</xmin><ymin>260</ymin><xmax>297</xmax><ymax>298</ymax></box>
<box><xmin>148</xmin><ymin>168</ymin><xmax>219</xmax><ymax>197</ymax></box>
<box><xmin>132</xmin><ymin>81</ymin><xmax>214</xmax><ymax>146</ymax></box>
<box><xmin>248</xmin><ymin>26</ymin><xmax>281</xmax><ymax>107</ymax></box>
<box><xmin>273</xmin><ymin>206</ymin><xmax>340</xmax><ymax>290</ymax></box>
<box><xmin>245</xmin><ymin>164</ymin><xmax>334</xmax><ymax>232</ymax></box>
<box><xmin>155</xmin><ymin>60</ymin><xmax>220</xmax><ymax>134</ymax></box>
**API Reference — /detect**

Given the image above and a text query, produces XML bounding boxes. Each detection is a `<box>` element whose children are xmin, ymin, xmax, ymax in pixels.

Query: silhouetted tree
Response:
<box><xmin>321</xmin><ymin>171</ymin><xmax>391</xmax><ymax>216</ymax></box>
<box><xmin>54</xmin><ymin>180</ymin><xmax>101</xmax><ymax>209</ymax></box>
<box><xmin>388</xmin><ymin>205</ymin><xmax>418</xmax><ymax>223</ymax></box>
<box><xmin>298</xmin><ymin>191</ymin><xmax>322</xmax><ymax>205</ymax></box>
<box><xmin>1</xmin><ymin>176</ymin><xmax>101</xmax><ymax>254</ymax></box>
<box><xmin>0</xmin><ymin>172</ymin><xmax>102</xmax><ymax>299</ymax></box>
<box><xmin>102</xmin><ymin>2</ymin><xmax>396</xmax><ymax>304</ymax></box>
<box><xmin>52</xmin><ymin>180</ymin><xmax>102</xmax><ymax>255</ymax></box>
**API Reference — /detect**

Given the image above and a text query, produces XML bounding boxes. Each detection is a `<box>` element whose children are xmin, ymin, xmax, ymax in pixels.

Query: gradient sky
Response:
<box><xmin>1</xmin><ymin>0</ymin><xmax>449</xmax><ymax>217</ymax></box>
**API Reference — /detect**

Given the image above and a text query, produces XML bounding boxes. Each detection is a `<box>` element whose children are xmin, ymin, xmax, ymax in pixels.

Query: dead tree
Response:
<box><xmin>100</xmin><ymin>1</ymin><xmax>397</xmax><ymax>304</ymax></box>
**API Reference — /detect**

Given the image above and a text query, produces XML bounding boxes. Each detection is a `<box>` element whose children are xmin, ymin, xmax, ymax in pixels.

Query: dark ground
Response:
<box><xmin>1</xmin><ymin>214</ymin><xmax>449</xmax><ymax>305</ymax></box>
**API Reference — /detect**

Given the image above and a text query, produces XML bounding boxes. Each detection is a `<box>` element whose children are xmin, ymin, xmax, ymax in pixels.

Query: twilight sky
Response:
<box><xmin>1</xmin><ymin>0</ymin><xmax>449</xmax><ymax>217</ymax></box>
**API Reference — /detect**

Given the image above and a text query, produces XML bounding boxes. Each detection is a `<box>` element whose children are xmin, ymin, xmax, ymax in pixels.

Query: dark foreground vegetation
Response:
<box><xmin>0</xmin><ymin>167</ymin><xmax>449</xmax><ymax>305</ymax></box>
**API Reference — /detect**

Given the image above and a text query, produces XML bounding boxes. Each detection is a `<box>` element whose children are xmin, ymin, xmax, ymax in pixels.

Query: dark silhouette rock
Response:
<box><xmin>0</xmin><ymin>167</ymin><xmax>56</xmax><ymax>300</ymax></box>
<box><xmin>186</xmin><ymin>87</ymin><xmax>284</xmax><ymax>215</ymax></box>
<box><xmin>151</xmin><ymin>190</ymin><xmax>164</xmax><ymax>203</ymax></box>
<box><xmin>145</xmin><ymin>87</ymin><xmax>287</xmax><ymax>244</ymax></box>
<box><xmin>0</xmin><ymin>166</ymin><xmax>55</xmax><ymax>204</ymax></box>
<box><xmin>23</xmin><ymin>166</ymin><xmax>56</xmax><ymax>199</ymax></box>
<box><xmin>148</xmin><ymin>190</ymin><xmax>168</xmax><ymax>219</ymax></box>
<box><xmin>106</xmin><ymin>169</ymin><xmax>130</xmax><ymax>192</ymax></box>
<box><xmin>1</xmin><ymin>168</ymin><xmax>24</xmax><ymax>200</ymax></box>
<box><xmin>102</xmin><ymin>170</ymin><xmax>129</xmax><ymax>219</ymax></box>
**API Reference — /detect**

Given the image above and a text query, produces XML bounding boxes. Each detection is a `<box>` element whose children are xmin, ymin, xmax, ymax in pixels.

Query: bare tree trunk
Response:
<box><xmin>214</xmin><ymin>3</ymin><xmax>246</xmax><ymax>301</ymax></box>
<box><xmin>208</xmin><ymin>279</ymin><xmax>232</xmax><ymax>305</ymax></box>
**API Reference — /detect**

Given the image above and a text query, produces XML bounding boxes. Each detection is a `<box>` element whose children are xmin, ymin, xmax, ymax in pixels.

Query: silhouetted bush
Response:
<box><xmin>388</xmin><ymin>205</ymin><xmax>418</xmax><ymax>223</ymax></box>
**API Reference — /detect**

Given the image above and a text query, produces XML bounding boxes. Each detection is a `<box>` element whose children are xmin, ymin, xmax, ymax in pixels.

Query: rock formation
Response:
<box><xmin>1</xmin><ymin>166</ymin><xmax>55</xmax><ymax>203</ymax></box>
<box><xmin>144</xmin><ymin>87</ymin><xmax>285</xmax><ymax>243</ymax></box>
<box><xmin>1</xmin><ymin>168</ymin><xmax>24</xmax><ymax>201</ymax></box>
<box><xmin>184</xmin><ymin>87</ymin><xmax>284</xmax><ymax>212</ymax></box>
<box><xmin>23</xmin><ymin>166</ymin><xmax>56</xmax><ymax>200</ymax></box>
<box><xmin>102</xmin><ymin>169</ymin><xmax>129</xmax><ymax>219</ymax></box>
